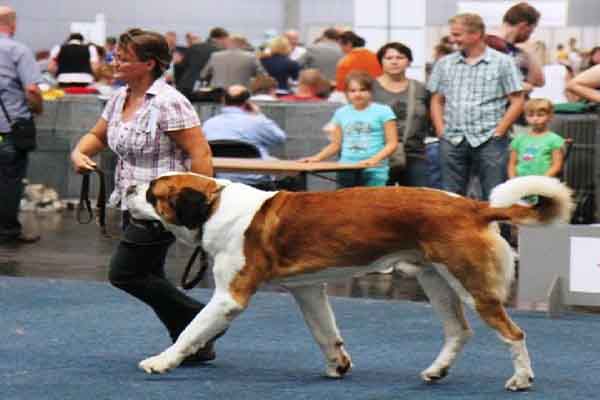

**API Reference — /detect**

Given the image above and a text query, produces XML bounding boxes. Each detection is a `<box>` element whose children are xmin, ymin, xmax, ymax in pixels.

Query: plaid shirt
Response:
<box><xmin>427</xmin><ymin>47</ymin><xmax>523</xmax><ymax>147</ymax></box>
<box><xmin>101</xmin><ymin>78</ymin><xmax>200</xmax><ymax>209</ymax></box>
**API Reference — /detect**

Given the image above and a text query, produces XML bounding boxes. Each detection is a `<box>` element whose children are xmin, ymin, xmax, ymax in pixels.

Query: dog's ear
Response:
<box><xmin>173</xmin><ymin>187</ymin><xmax>211</xmax><ymax>230</ymax></box>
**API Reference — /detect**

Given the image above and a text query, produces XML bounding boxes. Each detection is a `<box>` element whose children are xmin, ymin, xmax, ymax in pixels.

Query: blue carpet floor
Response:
<box><xmin>1</xmin><ymin>276</ymin><xmax>599</xmax><ymax>400</ymax></box>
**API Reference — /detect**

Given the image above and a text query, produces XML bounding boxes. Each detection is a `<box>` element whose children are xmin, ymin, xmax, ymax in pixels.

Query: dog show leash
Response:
<box><xmin>127</xmin><ymin>214</ymin><xmax>210</xmax><ymax>290</ymax></box>
<box><xmin>181</xmin><ymin>246</ymin><xmax>210</xmax><ymax>290</ymax></box>
<box><xmin>77</xmin><ymin>167</ymin><xmax>108</xmax><ymax>237</ymax></box>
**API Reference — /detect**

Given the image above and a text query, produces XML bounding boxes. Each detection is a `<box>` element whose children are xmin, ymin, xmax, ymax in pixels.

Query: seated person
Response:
<box><xmin>249</xmin><ymin>74</ymin><xmax>279</xmax><ymax>101</ymax></box>
<box><xmin>279</xmin><ymin>68</ymin><xmax>330</xmax><ymax>101</ymax></box>
<box><xmin>203</xmin><ymin>85</ymin><xmax>287</xmax><ymax>187</ymax></box>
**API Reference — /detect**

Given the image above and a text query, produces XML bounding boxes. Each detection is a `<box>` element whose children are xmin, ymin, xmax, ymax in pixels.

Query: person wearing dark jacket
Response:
<box><xmin>50</xmin><ymin>33</ymin><xmax>98</xmax><ymax>87</ymax></box>
<box><xmin>260</xmin><ymin>36</ymin><xmax>300</xmax><ymax>93</ymax></box>
<box><xmin>177</xmin><ymin>27</ymin><xmax>229</xmax><ymax>96</ymax></box>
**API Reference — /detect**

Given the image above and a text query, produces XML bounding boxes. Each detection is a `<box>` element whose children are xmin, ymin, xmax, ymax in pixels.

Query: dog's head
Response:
<box><xmin>125</xmin><ymin>173</ymin><xmax>224</xmax><ymax>231</ymax></box>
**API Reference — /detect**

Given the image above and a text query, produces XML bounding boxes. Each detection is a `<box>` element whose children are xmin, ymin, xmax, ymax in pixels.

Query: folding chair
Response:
<box><xmin>208</xmin><ymin>139</ymin><xmax>261</xmax><ymax>159</ymax></box>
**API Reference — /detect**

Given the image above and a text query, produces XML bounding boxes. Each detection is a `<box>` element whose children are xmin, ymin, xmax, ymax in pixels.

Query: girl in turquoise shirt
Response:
<box><xmin>300</xmin><ymin>71</ymin><xmax>398</xmax><ymax>187</ymax></box>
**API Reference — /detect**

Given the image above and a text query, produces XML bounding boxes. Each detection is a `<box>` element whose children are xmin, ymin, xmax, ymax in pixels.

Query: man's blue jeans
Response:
<box><xmin>439</xmin><ymin>135</ymin><xmax>509</xmax><ymax>200</ymax></box>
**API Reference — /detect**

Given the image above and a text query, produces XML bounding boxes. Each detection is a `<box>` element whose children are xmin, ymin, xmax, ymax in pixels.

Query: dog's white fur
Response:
<box><xmin>126</xmin><ymin>174</ymin><xmax>571</xmax><ymax>391</ymax></box>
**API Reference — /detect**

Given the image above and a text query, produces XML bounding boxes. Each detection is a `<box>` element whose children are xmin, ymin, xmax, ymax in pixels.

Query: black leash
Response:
<box><xmin>128</xmin><ymin>215</ymin><xmax>210</xmax><ymax>290</ymax></box>
<box><xmin>77</xmin><ymin>168</ymin><xmax>108</xmax><ymax>237</ymax></box>
<box><xmin>181</xmin><ymin>185</ymin><xmax>226</xmax><ymax>290</ymax></box>
<box><xmin>181</xmin><ymin>246</ymin><xmax>210</xmax><ymax>290</ymax></box>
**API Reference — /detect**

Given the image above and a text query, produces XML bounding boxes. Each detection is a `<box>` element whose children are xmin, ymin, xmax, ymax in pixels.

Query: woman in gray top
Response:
<box><xmin>372</xmin><ymin>42</ymin><xmax>431</xmax><ymax>187</ymax></box>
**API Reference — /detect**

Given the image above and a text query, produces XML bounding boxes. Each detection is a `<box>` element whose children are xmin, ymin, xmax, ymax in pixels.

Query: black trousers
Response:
<box><xmin>0</xmin><ymin>135</ymin><xmax>28</xmax><ymax>239</ymax></box>
<box><xmin>109</xmin><ymin>212</ymin><xmax>206</xmax><ymax>341</ymax></box>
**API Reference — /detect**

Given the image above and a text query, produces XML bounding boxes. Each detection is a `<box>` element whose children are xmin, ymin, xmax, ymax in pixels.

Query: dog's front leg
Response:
<box><xmin>138</xmin><ymin>290</ymin><xmax>243</xmax><ymax>374</ymax></box>
<box><xmin>287</xmin><ymin>284</ymin><xmax>352</xmax><ymax>378</ymax></box>
<box><xmin>139</xmin><ymin>255</ymin><xmax>247</xmax><ymax>374</ymax></box>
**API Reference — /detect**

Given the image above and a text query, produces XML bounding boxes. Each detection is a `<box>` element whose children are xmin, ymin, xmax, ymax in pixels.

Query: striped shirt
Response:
<box><xmin>427</xmin><ymin>47</ymin><xmax>523</xmax><ymax>147</ymax></box>
<box><xmin>101</xmin><ymin>78</ymin><xmax>200</xmax><ymax>209</ymax></box>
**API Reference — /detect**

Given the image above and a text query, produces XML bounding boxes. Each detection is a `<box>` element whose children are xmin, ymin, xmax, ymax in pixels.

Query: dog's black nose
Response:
<box><xmin>126</xmin><ymin>185</ymin><xmax>137</xmax><ymax>196</ymax></box>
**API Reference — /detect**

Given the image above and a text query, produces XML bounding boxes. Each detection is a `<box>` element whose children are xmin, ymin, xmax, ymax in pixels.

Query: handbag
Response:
<box><xmin>0</xmin><ymin>93</ymin><xmax>37</xmax><ymax>152</ymax></box>
<box><xmin>388</xmin><ymin>80</ymin><xmax>416</xmax><ymax>170</ymax></box>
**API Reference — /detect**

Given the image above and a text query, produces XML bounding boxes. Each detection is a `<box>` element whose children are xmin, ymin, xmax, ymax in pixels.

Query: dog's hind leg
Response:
<box><xmin>416</xmin><ymin>266</ymin><xmax>473</xmax><ymax>383</ymax></box>
<box><xmin>287</xmin><ymin>284</ymin><xmax>352</xmax><ymax>378</ymax></box>
<box><xmin>139</xmin><ymin>254</ymin><xmax>252</xmax><ymax>374</ymax></box>
<box><xmin>473</xmin><ymin>297</ymin><xmax>534</xmax><ymax>391</ymax></box>
<box><xmin>452</xmin><ymin>239</ymin><xmax>534</xmax><ymax>391</ymax></box>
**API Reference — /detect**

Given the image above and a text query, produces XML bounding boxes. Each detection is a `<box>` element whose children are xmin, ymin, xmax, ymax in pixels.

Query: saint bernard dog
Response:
<box><xmin>125</xmin><ymin>173</ymin><xmax>572</xmax><ymax>391</ymax></box>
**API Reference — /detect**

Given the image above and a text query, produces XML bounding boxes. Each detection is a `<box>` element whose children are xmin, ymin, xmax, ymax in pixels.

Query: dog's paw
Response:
<box><xmin>138</xmin><ymin>351</ymin><xmax>182</xmax><ymax>374</ymax></box>
<box><xmin>325</xmin><ymin>349</ymin><xmax>353</xmax><ymax>379</ymax></box>
<box><xmin>325</xmin><ymin>359</ymin><xmax>353</xmax><ymax>378</ymax></box>
<box><xmin>505</xmin><ymin>372</ymin><xmax>534</xmax><ymax>391</ymax></box>
<box><xmin>420</xmin><ymin>365</ymin><xmax>449</xmax><ymax>383</ymax></box>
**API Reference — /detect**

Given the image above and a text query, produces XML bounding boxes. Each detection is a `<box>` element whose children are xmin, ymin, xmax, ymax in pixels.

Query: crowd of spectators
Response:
<box><xmin>16</xmin><ymin>1</ymin><xmax>600</xmax><ymax>201</ymax></box>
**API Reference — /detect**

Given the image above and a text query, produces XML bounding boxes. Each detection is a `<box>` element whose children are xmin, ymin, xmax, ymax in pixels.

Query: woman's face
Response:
<box><xmin>381</xmin><ymin>48</ymin><xmax>410</xmax><ymax>76</ymax></box>
<box><xmin>346</xmin><ymin>80</ymin><xmax>371</xmax><ymax>109</ymax></box>
<box><xmin>113</xmin><ymin>45</ymin><xmax>154</xmax><ymax>83</ymax></box>
<box><xmin>338</xmin><ymin>41</ymin><xmax>353</xmax><ymax>54</ymax></box>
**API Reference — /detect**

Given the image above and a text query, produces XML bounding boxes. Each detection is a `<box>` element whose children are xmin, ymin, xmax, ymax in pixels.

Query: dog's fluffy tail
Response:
<box><xmin>483</xmin><ymin>176</ymin><xmax>574</xmax><ymax>226</ymax></box>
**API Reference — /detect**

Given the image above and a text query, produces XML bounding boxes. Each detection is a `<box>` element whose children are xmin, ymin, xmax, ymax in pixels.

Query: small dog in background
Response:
<box><xmin>21</xmin><ymin>182</ymin><xmax>65</xmax><ymax>212</ymax></box>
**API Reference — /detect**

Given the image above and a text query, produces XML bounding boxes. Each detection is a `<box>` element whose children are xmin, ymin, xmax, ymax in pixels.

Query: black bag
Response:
<box><xmin>9</xmin><ymin>117</ymin><xmax>37</xmax><ymax>152</ymax></box>
<box><xmin>0</xmin><ymin>94</ymin><xmax>37</xmax><ymax>152</ymax></box>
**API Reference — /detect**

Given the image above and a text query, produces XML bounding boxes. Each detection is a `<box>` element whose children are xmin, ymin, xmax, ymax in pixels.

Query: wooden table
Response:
<box><xmin>212</xmin><ymin>157</ymin><xmax>365</xmax><ymax>190</ymax></box>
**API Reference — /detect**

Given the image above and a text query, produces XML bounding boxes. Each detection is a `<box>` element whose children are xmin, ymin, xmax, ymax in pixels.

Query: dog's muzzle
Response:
<box><xmin>126</xmin><ymin>185</ymin><xmax>137</xmax><ymax>197</ymax></box>
<box><xmin>125</xmin><ymin>183</ymin><xmax>160</xmax><ymax>222</ymax></box>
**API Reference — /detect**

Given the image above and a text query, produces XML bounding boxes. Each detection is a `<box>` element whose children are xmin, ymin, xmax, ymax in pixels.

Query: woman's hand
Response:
<box><xmin>70</xmin><ymin>150</ymin><xmax>97</xmax><ymax>173</ymax></box>
<box><xmin>298</xmin><ymin>156</ymin><xmax>321</xmax><ymax>163</ymax></box>
<box><xmin>70</xmin><ymin>120</ymin><xmax>108</xmax><ymax>173</ymax></box>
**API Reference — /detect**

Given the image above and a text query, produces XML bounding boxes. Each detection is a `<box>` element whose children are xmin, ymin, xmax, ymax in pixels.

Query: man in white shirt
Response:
<box><xmin>284</xmin><ymin>29</ymin><xmax>306</xmax><ymax>62</ymax></box>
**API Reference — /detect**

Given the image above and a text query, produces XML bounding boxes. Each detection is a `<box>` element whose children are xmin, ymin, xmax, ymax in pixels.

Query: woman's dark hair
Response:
<box><xmin>118</xmin><ymin>28</ymin><xmax>171</xmax><ymax>79</ymax></box>
<box><xmin>338</xmin><ymin>31</ymin><xmax>365</xmax><ymax>48</ymax></box>
<box><xmin>376</xmin><ymin>42</ymin><xmax>413</xmax><ymax>65</ymax></box>
<box><xmin>321</xmin><ymin>28</ymin><xmax>339</xmax><ymax>41</ymax></box>
<box><xmin>344</xmin><ymin>71</ymin><xmax>374</xmax><ymax>92</ymax></box>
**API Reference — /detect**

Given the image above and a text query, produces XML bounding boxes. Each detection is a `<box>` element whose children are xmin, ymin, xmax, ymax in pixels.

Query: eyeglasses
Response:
<box><xmin>112</xmin><ymin>56</ymin><xmax>145</xmax><ymax>65</ymax></box>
